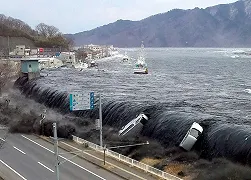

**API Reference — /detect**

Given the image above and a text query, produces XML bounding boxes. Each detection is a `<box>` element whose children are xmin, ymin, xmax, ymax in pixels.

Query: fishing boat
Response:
<box><xmin>133</xmin><ymin>42</ymin><xmax>148</xmax><ymax>74</ymax></box>
<box><xmin>122</xmin><ymin>52</ymin><xmax>129</xmax><ymax>62</ymax></box>
<box><xmin>88</xmin><ymin>60</ymin><xmax>98</xmax><ymax>68</ymax></box>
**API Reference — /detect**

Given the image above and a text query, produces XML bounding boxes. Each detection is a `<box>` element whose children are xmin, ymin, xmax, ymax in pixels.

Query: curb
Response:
<box><xmin>34</xmin><ymin>134</ymin><xmax>128</xmax><ymax>180</ymax></box>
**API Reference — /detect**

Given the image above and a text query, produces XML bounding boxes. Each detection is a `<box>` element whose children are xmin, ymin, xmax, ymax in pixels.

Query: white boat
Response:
<box><xmin>134</xmin><ymin>66</ymin><xmax>148</xmax><ymax>74</ymax></box>
<box><xmin>133</xmin><ymin>42</ymin><xmax>148</xmax><ymax>74</ymax></box>
<box><xmin>122</xmin><ymin>52</ymin><xmax>129</xmax><ymax>62</ymax></box>
<box><xmin>74</xmin><ymin>60</ymin><xmax>88</xmax><ymax>69</ymax></box>
<box><xmin>88</xmin><ymin>60</ymin><xmax>98</xmax><ymax>68</ymax></box>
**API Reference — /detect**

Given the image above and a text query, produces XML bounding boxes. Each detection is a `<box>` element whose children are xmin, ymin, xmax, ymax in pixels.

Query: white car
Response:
<box><xmin>179</xmin><ymin>122</ymin><xmax>203</xmax><ymax>151</ymax></box>
<box><xmin>118</xmin><ymin>113</ymin><xmax>148</xmax><ymax>136</ymax></box>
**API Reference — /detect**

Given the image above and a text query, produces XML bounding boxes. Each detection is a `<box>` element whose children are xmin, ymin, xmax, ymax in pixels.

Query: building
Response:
<box><xmin>38</xmin><ymin>58</ymin><xmax>63</xmax><ymax>70</ymax></box>
<box><xmin>83</xmin><ymin>44</ymin><xmax>102</xmax><ymax>52</ymax></box>
<box><xmin>20</xmin><ymin>59</ymin><xmax>40</xmax><ymax>80</ymax></box>
<box><xmin>56</xmin><ymin>52</ymin><xmax>76</xmax><ymax>67</ymax></box>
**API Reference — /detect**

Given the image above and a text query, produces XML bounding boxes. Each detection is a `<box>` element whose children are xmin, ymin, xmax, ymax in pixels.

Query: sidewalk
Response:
<box><xmin>40</xmin><ymin>136</ymin><xmax>162</xmax><ymax>180</ymax></box>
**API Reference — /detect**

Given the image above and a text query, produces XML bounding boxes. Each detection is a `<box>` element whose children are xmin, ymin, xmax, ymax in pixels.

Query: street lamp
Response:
<box><xmin>52</xmin><ymin>123</ymin><xmax>92</xmax><ymax>180</ymax></box>
<box><xmin>103</xmin><ymin>141</ymin><xmax>149</xmax><ymax>165</ymax></box>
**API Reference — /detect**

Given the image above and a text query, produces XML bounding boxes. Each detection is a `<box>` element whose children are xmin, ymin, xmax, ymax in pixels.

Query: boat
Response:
<box><xmin>122</xmin><ymin>52</ymin><xmax>129</xmax><ymax>62</ymax></box>
<box><xmin>134</xmin><ymin>64</ymin><xmax>148</xmax><ymax>74</ymax></box>
<box><xmin>133</xmin><ymin>42</ymin><xmax>148</xmax><ymax>74</ymax></box>
<box><xmin>88</xmin><ymin>60</ymin><xmax>98</xmax><ymax>68</ymax></box>
<box><xmin>74</xmin><ymin>60</ymin><xmax>88</xmax><ymax>70</ymax></box>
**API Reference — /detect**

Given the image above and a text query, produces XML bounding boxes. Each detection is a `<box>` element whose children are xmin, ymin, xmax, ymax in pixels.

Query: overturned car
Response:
<box><xmin>118</xmin><ymin>113</ymin><xmax>148</xmax><ymax>136</ymax></box>
<box><xmin>179</xmin><ymin>122</ymin><xmax>203</xmax><ymax>151</ymax></box>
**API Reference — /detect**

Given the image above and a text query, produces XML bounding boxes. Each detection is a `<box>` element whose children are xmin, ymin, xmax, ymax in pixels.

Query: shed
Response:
<box><xmin>20</xmin><ymin>59</ymin><xmax>40</xmax><ymax>80</ymax></box>
<box><xmin>21</xmin><ymin>59</ymin><xmax>39</xmax><ymax>73</ymax></box>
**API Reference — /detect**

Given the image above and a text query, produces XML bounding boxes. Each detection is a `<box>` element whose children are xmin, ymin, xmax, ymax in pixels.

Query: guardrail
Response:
<box><xmin>72</xmin><ymin>135</ymin><xmax>182</xmax><ymax>180</ymax></box>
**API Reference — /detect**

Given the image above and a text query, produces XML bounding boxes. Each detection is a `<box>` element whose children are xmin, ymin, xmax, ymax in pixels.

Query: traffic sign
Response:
<box><xmin>69</xmin><ymin>92</ymin><xmax>95</xmax><ymax>111</ymax></box>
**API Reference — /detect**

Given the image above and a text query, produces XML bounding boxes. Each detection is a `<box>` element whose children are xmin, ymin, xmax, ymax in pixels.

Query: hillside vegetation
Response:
<box><xmin>0</xmin><ymin>14</ymin><xmax>72</xmax><ymax>49</ymax></box>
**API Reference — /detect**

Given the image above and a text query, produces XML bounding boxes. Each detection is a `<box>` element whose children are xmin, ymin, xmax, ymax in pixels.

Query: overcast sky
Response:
<box><xmin>0</xmin><ymin>0</ymin><xmax>237</xmax><ymax>33</ymax></box>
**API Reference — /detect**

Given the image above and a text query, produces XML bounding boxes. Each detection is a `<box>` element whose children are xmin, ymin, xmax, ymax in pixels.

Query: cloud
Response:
<box><xmin>0</xmin><ymin>0</ymin><xmax>237</xmax><ymax>33</ymax></box>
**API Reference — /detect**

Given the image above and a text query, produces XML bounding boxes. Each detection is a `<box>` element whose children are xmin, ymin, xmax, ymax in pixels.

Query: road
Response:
<box><xmin>0</xmin><ymin>133</ymin><xmax>124</xmax><ymax>180</ymax></box>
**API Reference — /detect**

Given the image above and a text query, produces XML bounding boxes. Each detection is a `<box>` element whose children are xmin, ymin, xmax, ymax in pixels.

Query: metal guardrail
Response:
<box><xmin>72</xmin><ymin>135</ymin><xmax>182</xmax><ymax>180</ymax></box>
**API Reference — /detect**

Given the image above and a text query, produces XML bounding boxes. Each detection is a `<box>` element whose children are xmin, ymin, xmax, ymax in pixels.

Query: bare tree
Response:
<box><xmin>35</xmin><ymin>23</ymin><xmax>48</xmax><ymax>37</ymax></box>
<box><xmin>0</xmin><ymin>14</ymin><xmax>34</xmax><ymax>36</ymax></box>
<box><xmin>47</xmin><ymin>25</ymin><xmax>60</xmax><ymax>37</ymax></box>
<box><xmin>35</xmin><ymin>23</ymin><xmax>60</xmax><ymax>38</ymax></box>
<box><xmin>0</xmin><ymin>61</ymin><xmax>12</xmax><ymax>96</ymax></box>
<box><xmin>66</xmin><ymin>37</ymin><xmax>75</xmax><ymax>49</ymax></box>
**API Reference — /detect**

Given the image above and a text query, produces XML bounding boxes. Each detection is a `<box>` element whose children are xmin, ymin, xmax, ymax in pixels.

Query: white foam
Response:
<box><xmin>244</xmin><ymin>89</ymin><xmax>251</xmax><ymax>94</ymax></box>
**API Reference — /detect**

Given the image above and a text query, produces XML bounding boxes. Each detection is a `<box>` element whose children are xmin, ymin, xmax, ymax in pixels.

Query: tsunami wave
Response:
<box><xmin>14</xmin><ymin>76</ymin><xmax>251</xmax><ymax>165</ymax></box>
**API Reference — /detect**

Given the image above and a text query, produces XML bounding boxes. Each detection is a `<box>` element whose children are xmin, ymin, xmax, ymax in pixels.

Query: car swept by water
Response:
<box><xmin>179</xmin><ymin>122</ymin><xmax>203</xmax><ymax>151</ymax></box>
<box><xmin>118</xmin><ymin>113</ymin><xmax>148</xmax><ymax>136</ymax></box>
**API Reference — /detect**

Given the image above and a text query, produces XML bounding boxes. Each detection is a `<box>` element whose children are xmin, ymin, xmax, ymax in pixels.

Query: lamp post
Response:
<box><xmin>52</xmin><ymin>123</ymin><xmax>88</xmax><ymax>180</ymax></box>
<box><xmin>103</xmin><ymin>141</ymin><xmax>149</xmax><ymax>165</ymax></box>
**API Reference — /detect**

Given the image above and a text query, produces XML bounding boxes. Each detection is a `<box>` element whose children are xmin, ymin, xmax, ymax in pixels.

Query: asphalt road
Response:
<box><xmin>0</xmin><ymin>133</ymin><xmax>124</xmax><ymax>180</ymax></box>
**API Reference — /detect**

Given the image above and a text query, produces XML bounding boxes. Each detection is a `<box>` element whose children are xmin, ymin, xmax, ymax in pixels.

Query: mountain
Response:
<box><xmin>66</xmin><ymin>0</ymin><xmax>251</xmax><ymax>47</ymax></box>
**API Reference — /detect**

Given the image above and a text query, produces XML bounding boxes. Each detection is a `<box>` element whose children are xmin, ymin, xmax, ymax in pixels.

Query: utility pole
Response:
<box><xmin>53</xmin><ymin>123</ymin><xmax>60</xmax><ymax>180</ymax></box>
<box><xmin>99</xmin><ymin>93</ymin><xmax>103</xmax><ymax>147</ymax></box>
<box><xmin>52</xmin><ymin>122</ymin><xmax>84</xmax><ymax>180</ymax></box>
<box><xmin>7</xmin><ymin>36</ymin><xmax>10</xmax><ymax>58</ymax></box>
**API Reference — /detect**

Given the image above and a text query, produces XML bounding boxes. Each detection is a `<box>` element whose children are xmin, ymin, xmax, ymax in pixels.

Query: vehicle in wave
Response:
<box><xmin>179</xmin><ymin>122</ymin><xmax>203</xmax><ymax>151</ymax></box>
<box><xmin>118</xmin><ymin>113</ymin><xmax>148</xmax><ymax>136</ymax></box>
<box><xmin>133</xmin><ymin>42</ymin><xmax>148</xmax><ymax>74</ymax></box>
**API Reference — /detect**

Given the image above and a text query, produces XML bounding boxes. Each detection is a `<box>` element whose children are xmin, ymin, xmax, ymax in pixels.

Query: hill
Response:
<box><xmin>66</xmin><ymin>0</ymin><xmax>251</xmax><ymax>47</ymax></box>
<box><xmin>0</xmin><ymin>14</ymin><xmax>71</xmax><ymax>54</ymax></box>
<box><xmin>0</xmin><ymin>14</ymin><xmax>36</xmax><ymax>52</ymax></box>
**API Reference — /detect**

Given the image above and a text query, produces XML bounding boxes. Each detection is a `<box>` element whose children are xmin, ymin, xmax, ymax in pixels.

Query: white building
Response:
<box><xmin>56</xmin><ymin>52</ymin><xmax>76</xmax><ymax>66</ymax></box>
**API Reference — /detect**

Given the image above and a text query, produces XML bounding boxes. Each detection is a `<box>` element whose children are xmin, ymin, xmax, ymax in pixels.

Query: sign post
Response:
<box><xmin>69</xmin><ymin>92</ymin><xmax>94</xmax><ymax>111</ymax></box>
<box><xmin>69</xmin><ymin>92</ymin><xmax>103</xmax><ymax>147</ymax></box>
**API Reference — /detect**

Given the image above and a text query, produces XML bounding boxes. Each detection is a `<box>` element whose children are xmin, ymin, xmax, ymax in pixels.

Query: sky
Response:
<box><xmin>0</xmin><ymin>0</ymin><xmax>237</xmax><ymax>34</ymax></box>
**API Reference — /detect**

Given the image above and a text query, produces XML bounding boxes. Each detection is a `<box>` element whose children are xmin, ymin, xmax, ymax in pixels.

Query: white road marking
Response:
<box><xmin>21</xmin><ymin>135</ymin><xmax>106</xmax><ymax>180</ymax></box>
<box><xmin>38</xmin><ymin>162</ymin><xmax>54</xmax><ymax>173</ymax></box>
<box><xmin>0</xmin><ymin>159</ymin><xmax>27</xmax><ymax>180</ymax></box>
<box><xmin>13</xmin><ymin>146</ymin><xmax>26</xmax><ymax>155</ymax></box>
<box><xmin>61</xmin><ymin>142</ymin><xmax>147</xmax><ymax>180</ymax></box>
<box><xmin>0</xmin><ymin>138</ymin><xmax>5</xmax><ymax>142</ymax></box>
